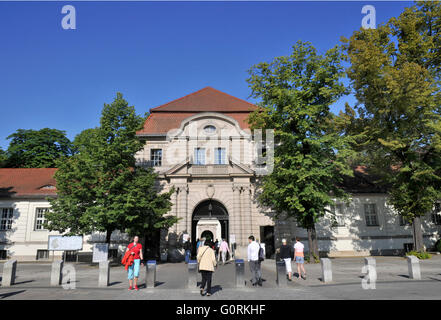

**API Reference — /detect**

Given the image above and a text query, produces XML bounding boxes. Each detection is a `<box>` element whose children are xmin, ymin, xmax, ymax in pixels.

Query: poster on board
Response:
<box><xmin>48</xmin><ymin>235</ymin><xmax>83</xmax><ymax>251</ymax></box>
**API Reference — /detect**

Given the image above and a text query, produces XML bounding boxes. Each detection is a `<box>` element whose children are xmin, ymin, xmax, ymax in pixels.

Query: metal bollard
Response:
<box><xmin>276</xmin><ymin>260</ymin><xmax>288</xmax><ymax>287</ymax></box>
<box><xmin>98</xmin><ymin>260</ymin><xmax>110</xmax><ymax>287</ymax></box>
<box><xmin>51</xmin><ymin>260</ymin><xmax>64</xmax><ymax>286</ymax></box>
<box><xmin>1</xmin><ymin>260</ymin><xmax>17</xmax><ymax>287</ymax></box>
<box><xmin>188</xmin><ymin>260</ymin><xmax>198</xmax><ymax>289</ymax></box>
<box><xmin>320</xmin><ymin>258</ymin><xmax>332</xmax><ymax>283</ymax></box>
<box><xmin>146</xmin><ymin>260</ymin><xmax>156</xmax><ymax>288</ymax></box>
<box><xmin>407</xmin><ymin>255</ymin><xmax>421</xmax><ymax>280</ymax></box>
<box><xmin>235</xmin><ymin>259</ymin><xmax>245</xmax><ymax>287</ymax></box>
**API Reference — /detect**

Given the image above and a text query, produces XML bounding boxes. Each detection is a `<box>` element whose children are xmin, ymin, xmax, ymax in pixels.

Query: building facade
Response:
<box><xmin>0</xmin><ymin>87</ymin><xmax>440</xmax><ymax>261</ymax></box>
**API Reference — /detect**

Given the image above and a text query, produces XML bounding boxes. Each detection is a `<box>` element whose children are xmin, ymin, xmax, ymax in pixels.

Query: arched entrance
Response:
<box><xmin>192</xmin><ymin>199</ymin><xmax>229</xmax><ymax>252</ymax></box>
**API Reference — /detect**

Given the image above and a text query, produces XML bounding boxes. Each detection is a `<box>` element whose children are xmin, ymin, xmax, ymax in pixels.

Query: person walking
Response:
<box><xmin>294</xmin><ymin>237</ymin><xmax>306</xmax><ymax>280</ymax></box>
<box><xmin>247</xmin><ymin>235</ymin><xmax>262</xmax><ymax>286</ymax></box>
<box><xmin>197</xmin><ymin>239</ymin><xmax>217</xmax><ymax>296</ymax></box>
<box><xmin>214</xmin><ymin>239</ymin><xmax>220</xmax><ymax>260</ymax></box>
<box><xmin>184</xmin><ymin>239</ymin><xmax>192</xmax><ymax>263</ymax></box>
<box><xmin>219</xmin><ymin>238</ymin><xmax>231</xmax><ymax>265</ymax></box>
<box><xmin>196</xmin><ymin>238</ymin><xmax>201</xmax><ymax>252</ymax></box>
<box><xmin>280</xmin><ymin>239</ymin><xmax>293</xmax><ymax>281</ymax></box>
<box><xmin>125</xmin><ymin>236</ymin><xmax>144</xmax><ymax>291</ymax></box>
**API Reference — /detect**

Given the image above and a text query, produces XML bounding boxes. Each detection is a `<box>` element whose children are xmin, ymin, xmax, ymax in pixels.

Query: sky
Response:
<box><xmin>0</xmin><ymin>1</ymin><xmax>413</xmax><ymax>150</ymax></box>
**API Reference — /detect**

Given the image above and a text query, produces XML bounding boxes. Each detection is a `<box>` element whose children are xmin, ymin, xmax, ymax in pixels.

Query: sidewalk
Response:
<box><xmin>0</xmin><ymin>256</ymin><xmax>440</xmax><ymax>299</ymax></box>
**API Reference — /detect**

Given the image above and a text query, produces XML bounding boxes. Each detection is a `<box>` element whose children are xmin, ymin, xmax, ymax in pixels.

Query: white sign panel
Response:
<box><xmin>183</xmin><ymin>234</ymin><xmax>189</xmax><ymax>243</ymax></box>
<box><xmin>48</xmin><ymin>235</ymin><xmax>83</xmax><ymax>251</ymax></box>
<box><xmin>92</xmin><ymin>243</ymin><xmax>109</xmax><ymax>263</ymax></box>
<box><xmin>229</xmin><ymin>234</ymin><xmax>236</xmax><ymax>244</ymax></box>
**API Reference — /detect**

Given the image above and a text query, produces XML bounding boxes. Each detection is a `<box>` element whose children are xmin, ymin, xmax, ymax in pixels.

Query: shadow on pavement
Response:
<box><xmin>13</xmin><ymin>280</ymin><xmax>35</xmax><ymax>285</ymax></box>
<box><xmin>0</xmin><ymin>290</ymin><xmax>26</xmax><ymax>299</ymax></box>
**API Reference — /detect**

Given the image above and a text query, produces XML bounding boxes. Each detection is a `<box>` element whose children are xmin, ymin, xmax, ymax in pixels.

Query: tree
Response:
<box><xmin>4</xmin><ymin>128</ymin><xmax>73</xmax><ymax>168</ymax></box>
<box><xmin>0</xmin><ymin>147</ymin><xmax>7</xmax><ymax>167</ymax></box>
<box><xmin>247</xmin><ymin>41</ymin><xmax>356</xmax><ymax>261</ymax></box>
<box><xmin>45</xmin><ymin>93</ymin><xmax>177</xmax><ymax>244</ymax></box>
<box><xmin>342</xmin><ymin>1</ymin><xmax>441</xmax><ymax>251</ymax></box>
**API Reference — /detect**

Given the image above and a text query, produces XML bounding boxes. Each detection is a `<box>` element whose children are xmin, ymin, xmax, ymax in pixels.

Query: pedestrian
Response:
<box><xmin>219</xmin><ymin>238</ymin><xmax>231</xmax><ymax>265</ymax></box>
<box><xmin>214</xmin><ymin>239</ymin><xmax>219</xmax><ymax>259</ymax></box>
<box><xmin>197</xmin><ymin>239</ymin><xmax>217</xmax><ymax>296</ymax></box>
<box><xmin>247</xmin><ymin>235</ymin><xmax>262</xmax><ymax>286</ymax></box>
<box><xmin>196</xmin><ymin>238</ymin><xmax>201</xmax><ymax>252</ymax></box>
<box><xmin>125</xmin><ymin>236</ymin><xmax>144</xmax><ymax>291</ymax></box>
<box><xmin>294</xmin><ymin>237</ymin><xmax>306</xmax><ymax>280</ymax></box>
<box><xmin>280</xmin><ymin>239</ymin><xmax>293</xmax><ymax>281</ymax></box>
<box><xmin>184</xmin><ymin>239</ymin><xmax>192</xmax><ymax>263</ymax></box>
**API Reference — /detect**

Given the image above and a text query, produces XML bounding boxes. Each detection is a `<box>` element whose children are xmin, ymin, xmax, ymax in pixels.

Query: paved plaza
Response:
<box><xmin>0</xmin><ymin>256</ymin><xmax>441</xmax><ymax>300</ymax></box>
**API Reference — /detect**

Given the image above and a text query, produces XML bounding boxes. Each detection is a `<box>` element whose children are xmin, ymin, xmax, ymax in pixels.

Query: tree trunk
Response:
<box><xmin>106</xmin><ymin>229</ymin><xmax>113</xmax><ymax>244</ymax></box>
<box><xmin>412</xmin><ymin>216</ymin><xmax>424</xmax><ymax>252</ymax></box>
<box><xmin>307</xmin><ymin>224</ymin><xmax>319</xmax><ymax>263</ymax></box>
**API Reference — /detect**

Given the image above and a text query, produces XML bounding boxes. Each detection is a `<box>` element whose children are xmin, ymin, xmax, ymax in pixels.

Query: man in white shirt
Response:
<box><xmin>247</xmin><ymin>235</ymin><xmax>262</xmax><ymax>286</ymax></box>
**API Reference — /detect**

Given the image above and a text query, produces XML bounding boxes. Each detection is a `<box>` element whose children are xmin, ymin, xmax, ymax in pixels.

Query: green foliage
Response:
<box><xmin>45</xmin><ymin>92</ymin><xmax>177</xmax><ymax>242</ymax></box>
<box><xmin>341</xmin><ymin>1</ymin><xmax>441</xmax><ymax>251</ymax></box>
<box><xmin>406</xmin><ymin>250</ymin><xmax>432</xmax><ymax>260</ymax></box>
<box><xmin>4</xmin><ymin>128</ymin><xmax>73</xmax><ymax>168</ymax></box>
<box><xmin>247</xmin><ymin>41</ymin><xmax>356</xmax><ymax>231</ymax></box>
<box><xmin>0</xmin><ymin>147</ymin><xmax>7</xmax><ymax>167</ymax></box>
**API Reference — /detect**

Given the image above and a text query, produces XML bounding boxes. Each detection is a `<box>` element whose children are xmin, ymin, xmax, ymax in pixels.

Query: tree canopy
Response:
<box><xmin>341</xmin><ymin>0</ymin><xmax>441</xmax><ymax>251</ymax></box>
<box><xmin>45</xmin><ymin>93</ymin><xmax>177</xmax><ymax>243</ymax></box>
<box><xmin>3</xmin><ymin>128</ymin><xmax>73</xmax><ymax>168</ymax></box>
<box><xmin>247</xmin><ymin>41</ymin><xmax>356</xmax><ymax>260</ymax></box>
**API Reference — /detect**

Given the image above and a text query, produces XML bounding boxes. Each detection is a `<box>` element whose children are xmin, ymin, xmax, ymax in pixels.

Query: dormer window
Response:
<box><xmin>204</xmin><ymin>125</ymin><xmax>216</xmax><ymax>135</ymax></box>
<box><xmin>40</xmin><ymin>185</ymin><xmax>56</xmax><ymax>190</ymax></box>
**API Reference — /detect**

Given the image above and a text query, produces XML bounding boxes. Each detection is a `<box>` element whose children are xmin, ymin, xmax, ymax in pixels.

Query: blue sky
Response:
<box><xmin>0</xmin><ymin>1</ymin><xmax>412</xmax><ymax>150</ymax></box>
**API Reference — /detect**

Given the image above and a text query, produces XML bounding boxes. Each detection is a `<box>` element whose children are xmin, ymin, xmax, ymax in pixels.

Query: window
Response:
<box><xmin>214</xmin><ymin>148</ymin><xmax>226</xmax><ymax>165</ymax></box>
<box><xmin>36</xmin><ymin>249</ymin><xmax>49</xmax><ymax>260</ymax></box>
<box><xmin>0</xmin><ymin>208</ymin><xmax>13</xmax><ymax>231</ymax></box>
<box><xmin>330</xmin><ymin>204</ymin><xmax>345</xmax><ymax>227</ymax></box>
<box><xmin>150</xmin><ymin>149</ymin><xmax>162</xmax><ymax>167</ymax></box>
<box><xmin>399</xmin><ymin>215</ymin><xmax>411</xmax><ymax>226</ymax></box>
<box><xmin>194</xmin><ymin>148</ymin><xmax>205</xmax><ymax>165</ymax></box>
<box><xmin>204</xmin><ymin>125</ymin><xmax>216</xmax><ymax>135</ymax></box>
<box><xmin>35</xmin><ymin>208</ymin><xmax>49</xmax><ymax>231</ymax></box>
<box><xmin>432</xmin><ymin>203</ymin><xmax>441</xmax><ymax>226</ymax></box>
<box><xmin>364</xmin><ymin>204</ymin><xmax>379</xmax><ymax>226</ymax></box>
<box><xmin>0</xmin><ymin>250</ymin><xmax>7</xmax><ymax>260</ymax></box>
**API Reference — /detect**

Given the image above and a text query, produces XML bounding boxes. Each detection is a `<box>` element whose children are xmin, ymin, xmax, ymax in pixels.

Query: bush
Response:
<box><xmin>406</xmin><ymin>250</ymin><xmax>432</xmax><ymax>260</ymax></box>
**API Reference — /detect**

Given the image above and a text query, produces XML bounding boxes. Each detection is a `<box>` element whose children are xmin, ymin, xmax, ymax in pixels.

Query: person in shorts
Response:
<box><xmin>294</xmin><ymin>237</ymin><xmax>306</xmax><ymax>280</ymax></box>
<box><xmin>126</xmin><ymin>236</ymin><xmax>144</xmax><ymax>290</ymax></box>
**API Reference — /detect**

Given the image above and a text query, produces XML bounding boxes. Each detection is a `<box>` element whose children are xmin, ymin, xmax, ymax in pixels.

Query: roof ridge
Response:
<box><xmin>150</xmin><ymin>87</ymin><xmax>212</xmax><ymax>112</ymax></box>
<box><xmin>150</xmin><ymin>87</ymin><xmax>257</xmax><ymax>112</ymax></box>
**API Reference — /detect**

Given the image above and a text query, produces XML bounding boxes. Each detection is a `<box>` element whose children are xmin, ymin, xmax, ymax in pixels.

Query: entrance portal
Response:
<box><xmin>192</xmin><ymin>199</ymin><xmax>228</xmax><ymax>254</ymax></box>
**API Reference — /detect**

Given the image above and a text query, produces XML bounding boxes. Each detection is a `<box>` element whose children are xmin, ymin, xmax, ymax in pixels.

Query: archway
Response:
<box><xmin>201</xmin><ymin>230</ymin><xmax>214</xmax><ymax>242</ymax></box>
<box><xmin>191</xmin><ymin>199</ymin><xmax>229</xmax><ymax>254</ymax></box>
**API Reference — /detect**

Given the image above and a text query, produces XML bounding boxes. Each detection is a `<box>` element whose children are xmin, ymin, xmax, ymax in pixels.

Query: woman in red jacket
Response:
<box><xmin>125</xmin><ymin>236</ymin><xmax>144</xmax><ymax>291</ymax></box>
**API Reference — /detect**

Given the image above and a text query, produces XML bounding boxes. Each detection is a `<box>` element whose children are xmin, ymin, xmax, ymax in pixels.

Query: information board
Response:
<box><xmin>92</xmin><ymin>243</ymin><xmax>109</xmax><ymax>263</ymax></box>
<box><xmin>48</xmin><ymin>235</ymin><xmax>83</xmax><ymax>251</ymax></box>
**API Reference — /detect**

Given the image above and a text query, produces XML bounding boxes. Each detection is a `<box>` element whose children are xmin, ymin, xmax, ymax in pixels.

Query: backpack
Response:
<box><xmin>258</xmin><ymin>243</ymin><xmax>265</xmax><ymax>262</ymax></box>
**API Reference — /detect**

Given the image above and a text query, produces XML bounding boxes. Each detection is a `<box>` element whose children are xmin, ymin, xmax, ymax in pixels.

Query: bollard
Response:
<box><xmin>187</xmin><ymin>260</ymin><xmax>198</xmax><ymax>289</ymax></box>
<box><xmin>98</xmin><ymin>260</ymin><xmax>110</xmax><ymax>287</ymax></box>
<box><xmin>1</xmin><ymin>260</ymin><xmax>17</xmax><ymax>287</ymax></box>
<box><xmin>51</xmin><ymin>260</ymin><xmax>64</xmax><ymax>286</ymax></box>
<box><xmin>320</xmin><ymin>258</ymin><xmax>332</xmax><ymax>283</ymax></box>
<box><xmin>146</xmin><ymin>260</ymin><xmax>156</xmax><ymax>289</ymax></box>
<box><xmin>235</xmin><ymin>259</ymin><xmax>245</xmax><ymax>287</ymax></box>
<box><xmin>276</xmin><ymin>260</ymin><xmax>288</xmax><ymax>287</ymax></box>
<box><xmin>406</xmin><ymin>255</ymin><xmax>421</xmax><ymax>280</ymax></box>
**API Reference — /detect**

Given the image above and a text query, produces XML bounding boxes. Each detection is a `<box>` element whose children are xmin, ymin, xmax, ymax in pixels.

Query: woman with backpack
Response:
<box><xmin>197</xmin><ymin>239</ymin><xmax>217</xmax><ymax>296</ymax></box>
<box><xmin>123</xmin><ymin>236</ymin><xmax>144</xmax><ymax>291</ymax></box>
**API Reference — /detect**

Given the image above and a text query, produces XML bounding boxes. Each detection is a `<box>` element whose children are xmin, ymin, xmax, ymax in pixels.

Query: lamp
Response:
<box><xmin>206</xmin><ymin>184</ymin><xmax>215</xmax><ymax>218</ymax></box>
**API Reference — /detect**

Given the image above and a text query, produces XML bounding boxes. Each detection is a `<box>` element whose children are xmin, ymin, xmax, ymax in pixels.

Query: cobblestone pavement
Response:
<box><xmin>0</xmin><ymin>256</ymin><xmax>440</xmax><ymax>299</ymax></box>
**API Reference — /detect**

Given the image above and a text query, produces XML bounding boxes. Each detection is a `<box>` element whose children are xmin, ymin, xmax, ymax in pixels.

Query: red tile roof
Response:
<box><xmin>0</xmin><ymin>168</ymin><xmax>57</xmax><ymax>198</ymax></box>
<box><xmin>137</xmin><ymin>87</ymin><xmax>258</xmax><ymax>135</ymax></box>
